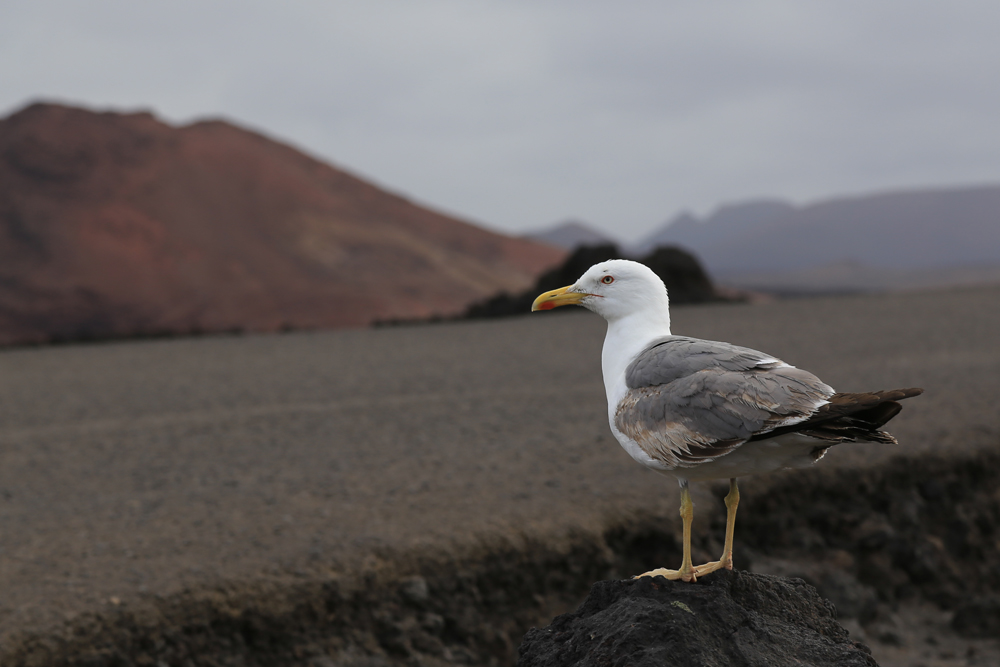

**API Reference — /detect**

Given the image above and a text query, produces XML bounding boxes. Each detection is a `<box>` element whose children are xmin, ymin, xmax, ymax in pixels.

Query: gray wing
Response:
<box><xmin>615</xmin><ymin>336</ymin><xmax>833</xmax><ymax>469</ymax></box>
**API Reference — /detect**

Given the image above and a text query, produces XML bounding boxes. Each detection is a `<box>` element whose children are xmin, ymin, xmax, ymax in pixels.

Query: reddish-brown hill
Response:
<box><xmin>0</xmin><ymin>103</ymin><xmax>565</xmax><ymax>345</ymax></box>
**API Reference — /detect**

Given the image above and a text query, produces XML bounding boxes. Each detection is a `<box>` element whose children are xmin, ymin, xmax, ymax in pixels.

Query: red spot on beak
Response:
<box><xmin>537</xmin><ymin>301</ymin><xmax>556</xmax><ymax>310</ymax></box>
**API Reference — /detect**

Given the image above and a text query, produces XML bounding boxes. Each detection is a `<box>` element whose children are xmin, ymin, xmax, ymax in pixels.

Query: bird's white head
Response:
<box><xmin>531</xmin><ymin>259</ymin><xmax>671</xmax><ymax>328</ymax></box>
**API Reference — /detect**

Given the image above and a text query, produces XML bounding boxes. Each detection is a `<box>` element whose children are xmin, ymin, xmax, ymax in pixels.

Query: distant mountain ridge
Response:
<box><xmin>0</xmin><ymin>102</ymin><xmax>564</xmax><ymax>345</ymax></box>
<box><xmin>634</xmin><ymin>186</ymin><xmax>1000</xmax><ymax>281</ymax></box>
<box><xmin>633</xmin><ymin>200</ymin><xmax>795</xmax><ymax>258</ymax></box>
<box><xmin>522</xmin><ymin>220</ymin><xmax>617</xmax><ymax>250</ymax></box>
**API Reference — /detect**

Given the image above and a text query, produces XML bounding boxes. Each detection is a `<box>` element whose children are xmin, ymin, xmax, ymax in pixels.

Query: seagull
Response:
<box><xmin>531</xmin><ymin>259</ymin><xmax>922</xmax><ymax>582</ymax></box>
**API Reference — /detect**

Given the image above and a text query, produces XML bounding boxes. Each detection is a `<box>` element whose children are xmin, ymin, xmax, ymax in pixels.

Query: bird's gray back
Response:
<box><xmin>616</xmin><ymin>336</ymin><xmax>835</xmax><ymax>469</ymax></box>
<box><xmin>625</xmin><ymin>336</ymin><xmax>786</xmax><ymax>389</ymax></box>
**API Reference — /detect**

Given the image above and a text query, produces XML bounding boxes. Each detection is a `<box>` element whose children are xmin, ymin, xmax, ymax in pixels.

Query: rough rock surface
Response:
<box><xmin>951</xmin><ymin>596</ymin><xmax>1000</xmax><ymax>639</ymax></box>
<box><xmin>518</xmin><ymin>570</ymin><xmax>878</xmax><ymax>667</ymax></box>
<box><xmin>0</xmin><ymin>102</ymin><xmax>563</xmax><ymax>345</ymax></box>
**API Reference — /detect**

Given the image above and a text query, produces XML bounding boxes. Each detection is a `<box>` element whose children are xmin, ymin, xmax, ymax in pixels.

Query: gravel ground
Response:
<box><xmin>0</xmin><ymin>284</ymin><xmax>997</xmax><ymax>665</ymax></box>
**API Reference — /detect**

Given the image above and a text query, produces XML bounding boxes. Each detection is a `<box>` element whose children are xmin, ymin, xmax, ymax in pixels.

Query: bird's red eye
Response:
<box><xmin>601</xmin><ymin>275</ymin><xmax>614</xmax><ymax>284</ymax></box>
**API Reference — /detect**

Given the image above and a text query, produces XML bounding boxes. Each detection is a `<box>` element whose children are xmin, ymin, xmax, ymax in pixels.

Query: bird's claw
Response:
<box><xmin>634</xmin><ymin>567</ymin><xmax>698</xmax><ymax>582</ymax></box>
<box><xmin>635</xmin><ymin>554</ymin><xmax>734</xmax><ymax>583</ymax></box>
<box><xmin>693</xmin><ymin>552</ymin><xmax>734</xmax><ymax>575</ymax></box>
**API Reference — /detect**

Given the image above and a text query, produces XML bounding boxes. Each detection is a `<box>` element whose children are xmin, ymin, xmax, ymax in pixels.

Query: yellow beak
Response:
<box><xmin>531</xmin><ymin>285</ymin><xmax>588</xmax><ymax>311</ymax></box>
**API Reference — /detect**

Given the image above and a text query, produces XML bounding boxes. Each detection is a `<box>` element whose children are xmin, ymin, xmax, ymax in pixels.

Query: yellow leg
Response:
<box><xmin>635</xmin><ymin>478</ymin><xmax>741</xmax><ymax>583</ymax></box>
<box><xmin>691</xmin><ymin>478</ymin><xmax>740</xmax><ymax>577</ymax></box>
<box><xmin>635</xmin><ymin>482</ymin><xmax>698</xmax><ymax>582</ymax></box>
<box><xmin>678</xmin><ymin>483</ymin><xmax>695</xmax><ymax>579</ymax></box>
<box><xmin>721</xmin><ymin>478</ymin><xmax>739</xmax><ymax>569</ymax></box>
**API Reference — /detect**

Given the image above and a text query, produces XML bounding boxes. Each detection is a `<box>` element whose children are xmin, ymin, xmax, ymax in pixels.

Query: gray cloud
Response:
<box><xmin>3</xmin><ymin>1</ymin><xmax>1000</xmax><ymax>240</ymax></box>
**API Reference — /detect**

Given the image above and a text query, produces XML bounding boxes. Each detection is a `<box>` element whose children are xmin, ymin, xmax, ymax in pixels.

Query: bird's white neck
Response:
<box><xmin>600</xmin><ymin>307</ymin><xmax>672</xmax><ymax>396</ymax></box>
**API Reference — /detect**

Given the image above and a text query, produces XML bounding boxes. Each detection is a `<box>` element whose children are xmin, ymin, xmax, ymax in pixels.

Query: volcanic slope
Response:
<box><xmin>0</xmin><ymin>102</ymin><xmax>563</xmax><ymax>345</ymax></box>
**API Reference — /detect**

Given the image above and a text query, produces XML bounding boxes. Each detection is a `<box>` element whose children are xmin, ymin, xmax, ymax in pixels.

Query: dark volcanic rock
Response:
<box><xmin>951</xmin><ymin>595</ymin><xmax>1000</xmax><ymax>639</ymax></box>
<box><xmin>736</xmin><ymin>452</ymin><xmax>1000</xmax><ymax>610</ymax></box>
<box><xmin>518</xmin><ymin>570</ymin><xmax>877</xmax><ymax>667</ymax></box>
<box><xmin>641</xmin><ymin>245</ymin><xmax>719</xmax><ymax>303</ymax></box>
<box><xmin>464</xmin><ymin>243</ymin><xmax>728</xmax><ymax>319</ymax></box>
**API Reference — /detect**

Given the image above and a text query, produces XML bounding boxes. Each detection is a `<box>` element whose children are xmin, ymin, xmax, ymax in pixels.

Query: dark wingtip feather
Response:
<box><xmin>851</xmin><ymin>401</ymin><xmax>903</xmax><ymax>428</ymax></box>
<box><xmin>884</xmin><ymin>387</ymin><xmax>924</xmax><ymax>400</ymax></box>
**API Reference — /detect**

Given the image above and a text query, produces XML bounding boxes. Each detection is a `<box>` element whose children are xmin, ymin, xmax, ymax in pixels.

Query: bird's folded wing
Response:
<box><xmin>626</xmin><ymin>336</ymin><xmax>791</xmax><ymax>387</ymax></box>
<box><xmin>616</xmin><ymin>337</ymin><xmax>833</xmax><ymax>469</ymax></box>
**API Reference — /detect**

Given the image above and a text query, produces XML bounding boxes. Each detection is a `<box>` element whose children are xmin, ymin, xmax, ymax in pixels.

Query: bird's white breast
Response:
<box><xmin>601</xmin><ymin>317</ymin><xmax>675</xmax><ymax>474</ymax></box>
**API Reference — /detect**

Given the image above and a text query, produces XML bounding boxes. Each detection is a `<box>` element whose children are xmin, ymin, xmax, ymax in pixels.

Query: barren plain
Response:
<box><xmin>0</xmin><ymin>285</ymin><xmax>997</xmax><ymax>666</ymax></box>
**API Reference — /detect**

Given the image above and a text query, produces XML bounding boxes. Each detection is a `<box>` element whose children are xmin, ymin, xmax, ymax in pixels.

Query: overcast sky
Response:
<box><xmin>3</xmin><ymin>1</ymin><xmax>1000</xmax><ymax>241</ymax></box>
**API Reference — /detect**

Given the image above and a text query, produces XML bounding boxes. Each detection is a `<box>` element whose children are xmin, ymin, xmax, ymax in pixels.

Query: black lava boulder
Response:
<box><xmin>518</xmin><ymin>569</ymin><xmax>877</xmax><ymax>667</ymax></box>
<box><xmin>463</xmin><ymin>243</ymin><xmax>727</xmax><ymax>320</ymax></box>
